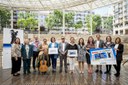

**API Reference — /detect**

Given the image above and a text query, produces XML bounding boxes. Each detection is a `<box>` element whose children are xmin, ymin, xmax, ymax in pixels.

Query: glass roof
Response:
<box><xmin>0</xmin><ymin>0</ymin><xmax>121</xmax><ymax>11</ymax></box>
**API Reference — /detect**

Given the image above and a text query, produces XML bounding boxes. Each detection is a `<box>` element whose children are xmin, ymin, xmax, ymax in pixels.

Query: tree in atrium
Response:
<box><xmin>104</xmin><ymin>16</ymin><xmax>113</xmax><ymax>31</ymax></box>
<box><xmin>74</xmin><ymin>21</ymin><xmax>83</xmax><ymax>29</ymax></box>
<box><xmin>17</xmin><ymin>12</ymin><xmax>38</xmax><ymax>31</ymax></box>
<box><xmin>45</xmin><ymin>10</ymin><xmax>75</xmax><ymax>29</ymax></box>
<box><xmin>0</xmin><ymin>8</ymin><xmax>10</xmax><ymax>31</ymax></box>
<box><xmin>86</xmin><ymin>14</ymin><xmax>101</xmax><ymax>33</ymax></box>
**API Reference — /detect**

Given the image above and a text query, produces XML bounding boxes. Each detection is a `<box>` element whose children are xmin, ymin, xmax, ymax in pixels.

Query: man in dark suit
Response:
<box><xmin>58</xmin><ymin>36</ymin><xmax>68</xmax><ymax>73</ymax></box>
<box><xmin>95</xmin><ymin>34</ymin><xmax>105</xmax><ymax>74</ymax></box>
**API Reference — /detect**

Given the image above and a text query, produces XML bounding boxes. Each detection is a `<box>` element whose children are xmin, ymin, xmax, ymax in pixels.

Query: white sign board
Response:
<box><xmin>48</xmin><ymin>48</ymin><xmax>58</xmax><ymax>54</ymax></box>
<box><xmin>67</xmin><ymin>50</ymin><xmax>78</xmax><ymax>57</ymax></box>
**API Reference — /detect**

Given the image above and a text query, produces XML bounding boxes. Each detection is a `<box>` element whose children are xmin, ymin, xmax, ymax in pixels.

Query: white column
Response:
<box><xmin>38</xmin><ymin>12</ymin><xmax>40</xmax><ymax>39</ymax></box>
<box><xmin>123</xmin><ymin>29</ymin><xmax>126</xmax><ymax>35</ymax></box>
<box><xmin>102</xmin><ymin>17</ymin><xmax>104</xmax><ymax>33</ymax></box>
<box><xmin>118</xmin><ymin>30</ymin><xmax>120</xmax><ymax>35</ymax></box>
<box><xmin>90</xmin><ymin>1</ymin><xmax>93</xmax><ymax>35</ymax></box>
<box><xmin>122</xmin><ymin>0</ymin><xmax>125</xmax><ymax>27</ymax></box>
<box><xmin>90</xmin><ymin>13</ymin><xmax>92</xmax><ymax>35</ymax></box>
<box><xmin>62</xmin><ymin>9</ymin><xmax>65</xmax><ymax>36</ymax></box>
<box><xmin>11</xmin><ymin>10</ymin><xmax>13</xmax><ymax>29</ymax></box>
<box><xmin>113</xmin><ymin>29</ymin><xmax>115</xmax><ymax>35</ymax></box>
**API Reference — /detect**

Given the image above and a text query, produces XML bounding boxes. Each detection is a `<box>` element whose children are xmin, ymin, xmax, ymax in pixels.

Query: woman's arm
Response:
<box><xmin>11</xmin><ymin>44</ymin><xmax>18</xmax><ymax>60</ymax></box>
<box><xmin>38</xmin><ymin>44</ymin><xmax>44</xmax><ymax>51</ymax></box>
<box><xmin>117</xmin><ymin>44</ymin><xmax>124</xmax><ymax>53</ymax></box>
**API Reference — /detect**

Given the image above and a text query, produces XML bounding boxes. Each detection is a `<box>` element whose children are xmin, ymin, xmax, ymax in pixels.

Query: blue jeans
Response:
<box><xmin>50</xmin><ymin>55</ymin><xmax>57</xmax><ymax>70</ymax></box>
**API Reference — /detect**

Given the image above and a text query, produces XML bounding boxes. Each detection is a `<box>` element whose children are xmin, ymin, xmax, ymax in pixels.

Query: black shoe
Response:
<box><xmin>95</xmin><ymin>69</ymin><xmax>99</xmax><ymax>73</ymax></box>
<box><xmin>99</xmin><ymin>70</ymin><xmax>102</xmax><ymax>74</ymax></box>
<box><xmin>114</xmin><ymin>73</ymin><xmax>120</xmax><ymax>77</ymax></box>
<box><xmin>114</xmin><ymin>73</ymin><xmax>117</xmax><ymax>76</ymax></box>
<box><xmin>59</xmin><ymin>70</ymin><xmax>62</xmax><ymax>73</ymax></box>
<box><xmin>67</xmin><ymin>63</ymin><xmax>69</xmax><ymax>65</ymax></box>
<box><xmin>108</xmin><ymin>72</ymin><xmax>111</xmax><ymax>75</ymax></box>
<box><xmin>27</xmin><ymin>71</ymin><xmax>31</xmax><ymax>74</ymax></box>
<box><xmin>52</xmin><ymin>70</ymin><xmax>56</xmax><ymax>73</ymax></box>
<box><xmin>65</xmin><ymin>70</ymin><xmax>67</xmax><ymax>73</ymax></box>
<box><xmin>13</xmin><ymin>73</ymin><xmax>19</xmax><ymax>76</ymax></box>
<box><xmin>33</xmin><ymin>69</ymin><xmax>36</xmax><ymax>72</ymax></box>
<box><xmin>104</xmin><ymin>71</ymin><xmax>108</xmax><ymax>74</ymax></box>
<box><xmin>23</xmin><ymin>72</ymin><xmax>26</xmax><ymax>75</ymax></box>
<box><xmin>17</xmin><ymin>73</ymin><xmax>20</xmax><ymax>75</ymax></box>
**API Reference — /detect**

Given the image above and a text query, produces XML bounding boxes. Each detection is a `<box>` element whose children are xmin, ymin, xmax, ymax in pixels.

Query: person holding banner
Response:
<box><xmin>95</xmin><ymin>34</ymin><xmax>105</xmax><ymax>74</ymax></box>
<box><xmin>104</xmin><ymin>36</ymin><xmax>114</xmax><ymax>74</ymax></box>
<box><xmin>11</xmin><ymin>37</ymin><xmax>21</xmax><ymax>76</ymax></box>
<box><xmin>48</xmin><ymin>37</ymin><xmax>59</xmax><ymax>73</ymax></box>
<box><xmin>77</xmin><ymin>38</ymin><xmax>86</xmax><ymax>74</ymax></box>
<box><xmin>66</xmin><ymin>37</ymin><xmax>78</xmax><ymax>73</ymax></box>
<box><xmin>32</xmin><ymin>36</ymin><xmax>41</xmax><ymax>72</ymax></box>
<box><xmin>21</xmin><ymin>39</ymin><xmax>33</xmax><ymax>75</ymax></box>
<box><xmin>114</xmin><ymin>37</ymin><xmax>124</xmax><ymax>77</ymax></box>
<box><xmin>86</xmin><ymin>36</ymin><xmax>95</xmax><ymax>73</ymax></box>
<box><xmin>58</xmin><ymin>36</ymin><xmax>68</xmax><ymax>73</ymax></box>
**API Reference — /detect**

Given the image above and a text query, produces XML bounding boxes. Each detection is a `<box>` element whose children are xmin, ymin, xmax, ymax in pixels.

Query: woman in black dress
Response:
<box><xmin>114</xmin><ymin>37</ymin><xmax>124</xmax><ymax>77</ymax></box>
<box><xmin>86</xmin><ymin>36</ymin><xmax>95</xmax><ymax>73</ymax></box>
<box><xmin>11</xmin><ymin>37</ymin><xmax>21</xmax><ymax>76</ymax></box>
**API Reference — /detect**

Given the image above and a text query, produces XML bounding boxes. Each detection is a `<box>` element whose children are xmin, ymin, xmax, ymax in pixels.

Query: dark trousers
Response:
<box><xmin>50</xmin><ymin>55</ymin><xmax>57</xmax><ymax>70</ymax></box>
<box><xmin>11</xmin><ymin>57</ymin><xmax>21</xmax><ymax>74</ymax></box>
<box><xmin>60</xmin><ymin>54</ymin><xmax>67</xmax><ymax>71</ymax></box>
<box><xmin>114</xmin><ymin>60</ymin><xmax>122</xmax><ymax>74</ymax></box>
<box><xmin>23</xmin><ymin>59</ymin><xmax>31</xmax><ymax>73</ymax></box>
<box><xmin>33</xmin><ymin>51</ymin><xmax>39</xmax><ymax>69</ymax></box>
<box><xmin>106</xmin><ymin>65</ymin><xmax>111</xmax><ymax>72</ymax></box>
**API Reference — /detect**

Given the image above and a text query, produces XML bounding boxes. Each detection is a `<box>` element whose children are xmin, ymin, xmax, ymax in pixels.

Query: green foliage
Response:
<box><xmin>17</xmin><ymin>12</ymin><xmax>38</xmax><ymax>30</ymax></box>
<box><xmin>104</xmin><ymin>16</ymin><xmax>113</xmax><ymax>30</ymax></box>
<box><xmin>74</xmin><ymin>21</ymin><xmax>83</xmax><ymax>29</ymax></box>
<box><xmin>0</xmin><ymin>8</ymin><xmax>10</xmax><ymax>29</ymax></box>
<box><xmin>45</xmin><ymin>14</ymin><xmax>55</xmax><ymax>29</ymax></box>
<box><xmin>45</xmin><ymin>10</ymin><xmax>75</xmax><ymax>29</ymax></box>
<box><xmin>86</xmin><ymin>14</ymin><xmax>101</xmax><ymax>32</ymax></box>
<box><xmin>65</xmin><ymin>12</ymin><xmax>74</xmax><ymax>27</ymax></box>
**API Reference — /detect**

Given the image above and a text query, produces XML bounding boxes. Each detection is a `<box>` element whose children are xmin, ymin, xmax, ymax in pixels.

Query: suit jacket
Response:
<box><xmin>58</xmin><ymin>42</ymin><xmax>68</xmax><ymax>56</ymax></box>
<box><xmin>116</xmin><ymin>43</ymin><xmax>124</xmax><ymax>61</ymax></box>
<box><xmin>21</xmin><ymin>44</ymin><xmax>33</xmax><ymax>59</ymax></box>
<box><xmin>95</xmin><ymin>40</ymin><xmax>105</xmax><ymax>48</ymax></box>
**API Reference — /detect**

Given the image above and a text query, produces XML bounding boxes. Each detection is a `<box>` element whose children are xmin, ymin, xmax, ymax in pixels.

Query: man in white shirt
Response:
<box><xmin>58</xmin><ymin>36</ymin><xmax>68</xmax><ymax>73</ymax></box>
<box><xmin>95</xmin><ymin>34</ymin><xmax>105</xmax><ymax>74</ymax></box>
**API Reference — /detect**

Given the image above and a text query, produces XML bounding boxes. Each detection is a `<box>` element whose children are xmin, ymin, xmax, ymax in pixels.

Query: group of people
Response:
<box><xmin>11</xmin><ymin>34</ymin><xmax>124</xmax><ymax>77</ymax></box>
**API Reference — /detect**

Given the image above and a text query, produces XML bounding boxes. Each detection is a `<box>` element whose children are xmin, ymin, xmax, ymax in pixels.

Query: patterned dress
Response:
<box><xmin>77</xmin><ymin>45</ymin><xmax>86</xmax><ymax>62</ymax></box>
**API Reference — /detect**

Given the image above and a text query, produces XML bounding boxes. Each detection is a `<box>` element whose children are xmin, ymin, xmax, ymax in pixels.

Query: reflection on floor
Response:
<box><xmin>1</xmin><ymin>64</ymin><xmax>128</xmax><ymax>85</ymax></box>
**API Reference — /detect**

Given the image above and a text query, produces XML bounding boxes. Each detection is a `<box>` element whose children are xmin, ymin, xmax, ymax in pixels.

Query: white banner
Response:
<box><xmin>90</xmin><ymin>48</ymin><xmax>116</xmax><ymax>65</ymax></box>
<box><xmin>2</xmin><ymin>28</ymin><xmax>24</xmax><ymax>69</ymax></box>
